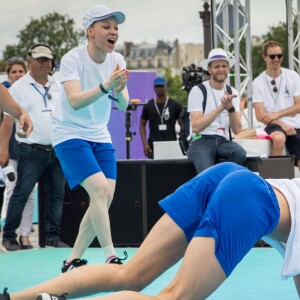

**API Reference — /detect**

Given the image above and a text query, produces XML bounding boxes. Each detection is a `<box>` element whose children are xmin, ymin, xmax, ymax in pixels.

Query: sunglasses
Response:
<box><xmin>267</xmin><ymin>54</ymin><xmax>283</xmax><ymax>60</ymax></box>
<box><xmin>7</xmin><ymin>57</ymin><xmax>25</xmax><ymax>65</ymax></box>
<box><xmin>34</xmin><ymin>57</ymin><xmax>52</xmax><ymax>63</ymax></box>
<box><xmin>270</xmin><ymin>79</ymin><xmax>278</xmax><ymax>93</ymax></box>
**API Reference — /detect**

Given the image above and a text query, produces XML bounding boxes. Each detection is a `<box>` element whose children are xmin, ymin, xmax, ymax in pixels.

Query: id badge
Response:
<box><xmin>159</xmin><ymin>124</ymin><xmax>167</xmax><ymax>131</ymax></box>
<box><xmin>42</xmin><ymin>109</ymin><xmax>52</xmax><ymax>117</ymax></box>
<box><xmin>217</xmin><ymin>127</ymin><xmax>225</xmax><ymax>135</ymax></box>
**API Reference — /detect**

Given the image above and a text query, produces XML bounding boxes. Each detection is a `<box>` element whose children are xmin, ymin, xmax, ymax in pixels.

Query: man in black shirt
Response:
<box><xmin>140</xmin><ymin>77</ymin><xmax>182</xmax><ymax>158</ymax></box>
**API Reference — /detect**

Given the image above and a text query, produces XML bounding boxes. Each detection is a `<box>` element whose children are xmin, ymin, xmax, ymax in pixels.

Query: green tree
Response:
<box><xmin>1</xmin><ymin>12</ymin><xmax>84</xmax><ymax>66</ymax></box>
<box><xmin>251</xmin><ymin>20</ymin><xmax>298</xmax><ymax>79</ymax></box>
<box><xmin>163</xmin><ymin>68</ymin><xmax>188</xmax><ymax>106</ymax></box>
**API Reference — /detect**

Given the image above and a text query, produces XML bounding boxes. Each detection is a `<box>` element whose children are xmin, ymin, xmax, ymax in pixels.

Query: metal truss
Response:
<box><xmin>210</xmin><ymin>0</ymin><xmax>253</xmax><ymax>126</ymax></box>
<box><xmin>209</xmin><ymin>0</ymin><xmax>300</xmax><ymax>128</ymax></box>
<box><xmin>287</xmin><ymin>0</ymin><xmax>300</xmax><ymax>72</ymax></box>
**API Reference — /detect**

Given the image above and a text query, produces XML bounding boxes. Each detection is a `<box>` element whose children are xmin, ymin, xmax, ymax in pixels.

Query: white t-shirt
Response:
<box><xmin>263</xmin><ymin>177</ymin><xmax>300</xmax><ymax>280</ymax></box>
<box><xmin>252</xmin><ymin>68</ymin><xmax>300</xmax><ymax>128</ymax></box>
<box><xmin>8</xmin><ymin>72</ymin><xmax>59</xmax><ymax>145</ymax></box>
<box><xmin>187</xmin><ymin>80</ymin><xmax>240</xmax><ymax>139</ymax></box>
<box><xmin>51</xmin><ymin>45</ymin><xmax>126</xmax><ymax>146</ymax></box>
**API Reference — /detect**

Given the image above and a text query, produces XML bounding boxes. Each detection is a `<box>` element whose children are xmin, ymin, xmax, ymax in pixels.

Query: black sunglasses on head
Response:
<box><xmin>268</xmin><ymin>54</ymin><xmax>283</xmax><ymax>60</ymax></box>
<box><xmin>7</xmin><ymin>57</ymin><xmax>25</xmax><ymax>65</ymax></box>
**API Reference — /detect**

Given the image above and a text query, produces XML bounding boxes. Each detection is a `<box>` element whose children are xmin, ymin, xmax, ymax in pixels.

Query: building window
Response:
<box><xmin>157</xmin><ymin>58</ymin><xmax>163</xmax><ymax>68</ymax></box>
<box><xmin>137</xmin><ymin>60</ymin><xmax>143</xmax><ymax>68</ymax></box>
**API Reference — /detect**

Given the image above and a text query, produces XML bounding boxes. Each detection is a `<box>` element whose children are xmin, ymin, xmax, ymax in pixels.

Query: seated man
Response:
<box><xmin>253</xmin><ymin>40</ymin><xmax>300</xmax><ymax>170</ymax></box>
<box><xmin>187</xmin><ymin>48</ymin><xmax>246</xmax><ymax>173</ymax></box>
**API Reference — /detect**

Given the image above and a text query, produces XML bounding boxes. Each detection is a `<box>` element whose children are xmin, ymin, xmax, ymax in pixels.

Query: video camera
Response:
<box><xmin>181</xmin><ymin>64</ymin><xmax>210</xmax><ymax>93</ymax></box>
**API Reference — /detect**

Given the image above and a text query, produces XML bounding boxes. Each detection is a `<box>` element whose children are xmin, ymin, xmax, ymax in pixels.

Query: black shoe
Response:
<box><xmin>61</xmin><ymin>258</ymin><xmax>88</xmax><ymax>273</ymax></box>
<box><xmin>0</xmin><ymin>287</ymin><xmax>10</xmax><ymax>300</ymax></box>
<box><xmin>45</xmin><ymin>239</ymin><xmax>69</xmax><ymax>248</ymax></box>
<box><xmin>2</xmin><ymin>239</ymin><xmax>21</xmax><ymax>251</ymax></box>
<box><xmin>19</xmin><ymin>237</ymin><xmax>33</xmax><ymax>250</ymax></box>
<box><xmin>35</xmin><ymin>293</ymin><xmax>67</xmax><ymax>300</ymax></box>
<box><xmin>107</xmin><ymin>251</ymin><xmax>128</xmax><ymax>264</ymax></box>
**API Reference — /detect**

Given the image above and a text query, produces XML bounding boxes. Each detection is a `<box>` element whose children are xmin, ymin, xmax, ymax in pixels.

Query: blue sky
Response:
<box><xmin>0</xmin><ymin>0</ymin><xmax>287</xmax><ymax>58</ymax></box>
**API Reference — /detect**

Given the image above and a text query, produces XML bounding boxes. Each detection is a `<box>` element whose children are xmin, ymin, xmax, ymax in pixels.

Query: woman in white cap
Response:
<box><xmin>51</xmin><ymin>4</ymin><xmax>130</xmax><ymax>269</ymax></box>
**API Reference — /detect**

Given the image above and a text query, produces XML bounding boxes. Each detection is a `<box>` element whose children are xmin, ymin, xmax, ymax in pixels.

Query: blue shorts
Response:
<box><xmin>54</xmin><ymin>139</ymin><xmax>116</xmax><ymax>189</ymax></box>
<box><xmin>159</xmin><ymin>162</ymin><xmax>280</xmax><ymax>277</ymax></box>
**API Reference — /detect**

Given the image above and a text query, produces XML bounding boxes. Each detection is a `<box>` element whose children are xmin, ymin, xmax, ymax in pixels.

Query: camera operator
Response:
<box><xmin>187</xmin><ymin>48</ymin><xmax>246</xmax><ymax>173</ymax></box>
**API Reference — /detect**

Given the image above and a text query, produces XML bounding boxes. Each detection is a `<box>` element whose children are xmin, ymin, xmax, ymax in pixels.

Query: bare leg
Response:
<box><xmin>270</xmin><ymin>131</ymin><xmax>286</xmax><ymax>156</ymax></box>
<box><xmin>86</xmin><ymin>237</ymin><xmax>226</xmax><ymax>300</ymax></box>
<box><xmin>10</xmin><ymin>214</ymin><xmax>187</xmax><ymax>300</ymax></box>
<box><xmin>66</xmin><ymin>174</ymin><xmax>115</xmax><ymax>261</ymax></box>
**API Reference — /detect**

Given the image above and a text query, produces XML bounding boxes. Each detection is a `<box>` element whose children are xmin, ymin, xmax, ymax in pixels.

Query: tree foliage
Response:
<box><xmin>1</xmin><ymin>12</ymin><xmax>84</xmax><ymax>66</ymax></box>
<box><xmin>163</xmin><ymin>68</ymin><xmax>188</xmax><ymax>106</ymax></box>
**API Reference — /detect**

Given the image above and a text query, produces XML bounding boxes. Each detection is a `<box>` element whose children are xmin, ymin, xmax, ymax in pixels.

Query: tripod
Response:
<box><xmin>125</xmin><ymin>103</ymin><xmax>138</xmax><ymax>159</ymax></box>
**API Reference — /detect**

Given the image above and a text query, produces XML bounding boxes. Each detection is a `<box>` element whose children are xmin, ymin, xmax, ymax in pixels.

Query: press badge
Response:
<box><xmin>42</xmin><ymin>109</ymin><xmax>52</xmax><ymax>117</ymax></box>
<box><xmin>159</xmin><ymin>124</ymin><xmax>167</xmax><ymax>131</ymax></box>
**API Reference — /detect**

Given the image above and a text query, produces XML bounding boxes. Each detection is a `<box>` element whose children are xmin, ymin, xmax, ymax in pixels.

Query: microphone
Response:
<box><xmin>3</xmin><ymin>165</ymin><xmax>15</xmax><ymax>182</ymax></box>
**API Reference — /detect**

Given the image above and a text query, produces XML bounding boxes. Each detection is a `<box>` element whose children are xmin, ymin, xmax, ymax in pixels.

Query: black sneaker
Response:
<box><xmin>2</xmin><ymin>239</ymin><xmax>21</xmax><ymax>251</ymax></box>
<box><xmin>35</xmin><ymin>293</ymin><xmax>67</xmax><ymax>300</ymax></box>
<box><xmin>45</xmin><ymin>239</ymin><xmax>69</xmax><ymax>248</ymax></box>
<box><xmin>61</xmin><ymin>258</ymin><xmax>88</xmax><ymax>273</ymax></box>
<box><xmin>107</xmin><ymin>251</ymin><xmax>128</xmax><ymax>264</ymax></box>
<box><xmin>0</xmin><ymin>287</ymin><xmax>10</xmax><ymax>300</ymax></box>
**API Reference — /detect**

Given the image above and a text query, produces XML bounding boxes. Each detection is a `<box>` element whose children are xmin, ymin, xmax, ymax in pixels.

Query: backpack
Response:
<box><xmin>179</xmin><ymin>83</ymin><xmax>233</xmax><ymax>153</ymax></box>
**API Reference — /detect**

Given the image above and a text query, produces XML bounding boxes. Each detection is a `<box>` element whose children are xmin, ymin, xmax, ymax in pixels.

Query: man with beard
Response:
<box><xmin>187</xmin><ymin>48</ymin><xmax>246</xmax><ymax>173</ymax></box>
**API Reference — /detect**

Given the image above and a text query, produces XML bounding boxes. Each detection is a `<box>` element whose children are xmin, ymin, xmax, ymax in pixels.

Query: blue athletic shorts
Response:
<box><xmin>54</xmin><ymin>139</ymin><xmax>116</xmax><ymax>189</ymax></box>
<box><xmin>159</xmin><ymin>162</ymin><xmax>280</xmax><ymax>277</ymax></box>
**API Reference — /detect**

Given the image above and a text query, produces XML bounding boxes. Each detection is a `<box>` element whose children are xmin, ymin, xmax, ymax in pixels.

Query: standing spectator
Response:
<box><xmin>51</xmin><ymin>4</ymin><xmax>129</xmax><ymax>271</ymax></box>
<box><xmin>187</xmin><ymin>48</ymin><xmax>246</xmax><ymax>173</ymax></box>
<box><xmin>140</xmin><ymin>77</ymin><xmax>182</xmax><ymax>159</ymax></box>
<box><xmin>0</xmin><ymin>44</ymin><xmax>68</xmax><ymax>251</ymax></box>
<box><xmin>0</xmin><ymin>57</ymin><xmax>35</xmax><ymax>249</ymax></box>
<box><xmin>253</xmin><ymin>40</ymin><xmax>300</xmax><ymax>169</ymax></box>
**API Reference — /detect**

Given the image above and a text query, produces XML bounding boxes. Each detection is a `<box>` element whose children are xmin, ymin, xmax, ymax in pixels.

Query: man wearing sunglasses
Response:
<box><xmin>252</xmin><ymin>40</ymin><xmax>300</xmax><ymax>171</ymax></box>
<box><xmin>0</xmin><ymin>44</ymin><xmax>68</xmax><ymax>251</ymax></box>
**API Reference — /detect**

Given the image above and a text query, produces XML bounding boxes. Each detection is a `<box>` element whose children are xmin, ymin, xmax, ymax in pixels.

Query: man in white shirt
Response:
<box><xmin>187</xmin><ymin>48</ymin><xmax>246</xmax><ymax>173</ymax></box>
<box><xmin>253</xmin><ymin>40</ymin><xmax>300</xmax><ymax>170</ymax></box>
<box><xmin>0</xmin><ymin>44</ymin><xmax>68</xmax><ymax>251</ymax></box>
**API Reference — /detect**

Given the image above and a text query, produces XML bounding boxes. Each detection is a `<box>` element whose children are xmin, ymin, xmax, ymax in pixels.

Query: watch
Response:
<box><xmin>99</xmin><ymin>82</ymin><xmax>119</xmax><ymax>102</ymax></box>
<box><xmin>228</xmin><ymin>106</ymin><xmax>235</xmax><ymax>113</ymax></box>
<box><xmin>99</xmin><ymin>83</ymin><xmax>109</xmax><ymax>94</ymax></box>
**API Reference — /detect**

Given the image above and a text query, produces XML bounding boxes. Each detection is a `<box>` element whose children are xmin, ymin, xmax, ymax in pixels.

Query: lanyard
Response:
<box><xmin>30</xmin><ymin>83</ymin><xmax>51</xmax><ymax>108</ymax></box>
<box><xmin>154</xmin><ymin>97</ymin><xmax>169</xmax><ymax>124</ymax></box>
<box><xmin>209</xmin><ymin>83</ymin><xmax>225</xmax><ymax>129</ymax></box>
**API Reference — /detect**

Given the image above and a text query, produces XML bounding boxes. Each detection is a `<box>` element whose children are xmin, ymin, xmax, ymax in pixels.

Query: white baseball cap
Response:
<box><xmin>83</xmin><ymin>4</ymin><xmax>126</xmax><ymax>34</ymax></box>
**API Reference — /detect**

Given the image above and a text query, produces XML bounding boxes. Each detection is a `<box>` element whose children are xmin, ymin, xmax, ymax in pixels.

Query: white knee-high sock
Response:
<box><xmin>103</xmin><ymin>244</ymin><xmax>117</xmax><ymax>263</ymax></box>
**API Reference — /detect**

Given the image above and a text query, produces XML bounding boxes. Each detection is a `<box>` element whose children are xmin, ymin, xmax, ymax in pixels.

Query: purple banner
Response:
<box><xmin>108</xmin><ymin>71</ymin><xmax>157</xmax><ymax>159</ymax></box>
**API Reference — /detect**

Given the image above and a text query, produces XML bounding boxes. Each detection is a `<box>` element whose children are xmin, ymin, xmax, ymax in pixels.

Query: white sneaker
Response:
<box><xmin>35</xmin><ymin>293</ymin><xmax>67</xmax><ymax>300</ymax></box>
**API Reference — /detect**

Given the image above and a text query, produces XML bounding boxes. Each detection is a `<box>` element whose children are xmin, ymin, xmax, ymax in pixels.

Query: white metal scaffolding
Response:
<box><xmin>209</xmin><ymin>0</ymin><xmax>300</xmax><ymax>128</ymax></box>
